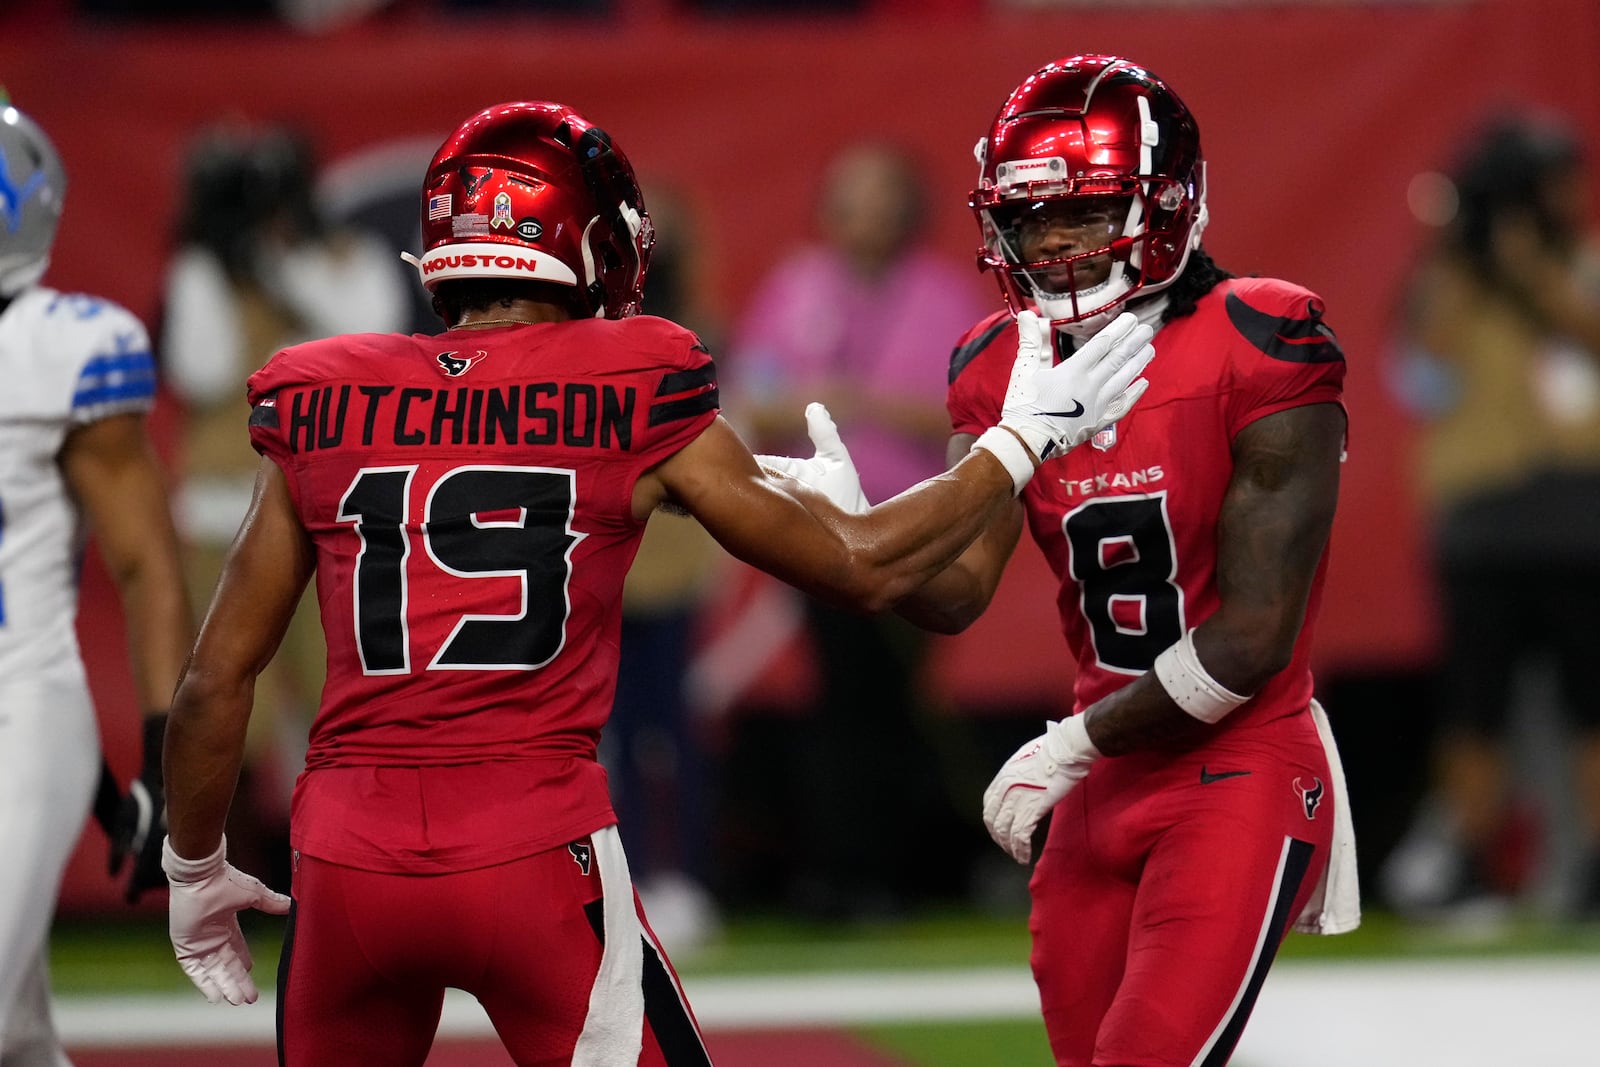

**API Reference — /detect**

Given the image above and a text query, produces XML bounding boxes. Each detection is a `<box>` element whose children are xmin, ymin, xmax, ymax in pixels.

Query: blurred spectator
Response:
<box><xmin>724</xmin><ymin>140</ymin><xmax>988</xmax><ymax>919</ymax></box>
<box><xmin>1382</xmin><ymin>112</ymin><xmax>1600</xmax><ymax>921</ymax></box>
<box><xmin>158</xmin><ymin>123</ymin><xmax>409</xmax><ymax>891</ymax></box>
<box><xmin>603</xmin><ymin>184</ymin><xmax>725</xmax><ymax>955</ymax></box>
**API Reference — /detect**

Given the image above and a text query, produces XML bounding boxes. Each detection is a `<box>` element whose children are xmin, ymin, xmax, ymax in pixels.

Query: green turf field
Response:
<box><xmin>48</xmin><ymin>905</ymin><xmax>1600</xmax><ymax>1067</ymax></box>
<box><xmin>49</xmin><ymin>905</ymin><xmax>1600</xmax><ymax>996</ymax></box>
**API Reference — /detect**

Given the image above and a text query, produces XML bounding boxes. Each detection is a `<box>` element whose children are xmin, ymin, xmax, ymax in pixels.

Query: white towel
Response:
<box><xmin>571</xmin><ymin>825</ymin><xmax>645</xmax><ymax>1066</ymax></box>
<box><xmin>1293</xmin><ymin>699</ymin><xmax>1362</xmax><ymax>935</ymax></box>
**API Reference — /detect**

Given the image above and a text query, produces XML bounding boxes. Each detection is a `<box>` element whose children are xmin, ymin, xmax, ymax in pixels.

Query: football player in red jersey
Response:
<box><xmin>155</xmin><ymin>101</ymin><xmax>1156</xmax><ymax>1067</ymax></box>
<box><xmin>801</xmin><ymin>56</ymin><xmax>1360</xmax><ymax>1066</ymax></box>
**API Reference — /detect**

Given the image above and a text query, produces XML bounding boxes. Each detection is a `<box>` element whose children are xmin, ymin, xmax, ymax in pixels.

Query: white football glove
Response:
<box><xmin>1001</xmin><ymin>310</ymin><xmax>1155</xmax><ymax>461</ymax></box>
<box><xmin>981</xmin><ymin>715</ymin><xmax>1101</xmax><ymax>864</ymax></box>
<box><xmin>755</xmin><ymin>402</ymin><xmax>869</xmax><ymax>514</ymax></box>
<box><xmin>163</xmin><ymin>836</ymin><xmax>291</xmax><ymax>1005</ymax></box>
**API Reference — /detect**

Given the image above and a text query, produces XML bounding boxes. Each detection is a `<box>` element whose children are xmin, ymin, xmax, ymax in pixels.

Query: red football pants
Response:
<box><xmin>277</xmin><ymin>828</ymin><xmax>711</xmax><ymax>1066</ymax></box>
<box><xmin>1029</xmin><ymin>731</ymin><xmax>1334</xmax><ymax>1067</ymax></box>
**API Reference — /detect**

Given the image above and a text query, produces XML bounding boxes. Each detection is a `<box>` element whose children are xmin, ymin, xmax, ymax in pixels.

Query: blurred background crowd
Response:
<box><xmin>8</xmin><ymin>0</ymin><xmax>1600</xmax><ymax>954</ymax></box>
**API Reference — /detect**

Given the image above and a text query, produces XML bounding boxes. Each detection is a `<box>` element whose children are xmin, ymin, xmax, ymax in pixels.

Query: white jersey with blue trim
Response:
<box><xmin>0</xmin><ymin>286</ymin><xmax>157</xmax><ymax>688</ymax></box>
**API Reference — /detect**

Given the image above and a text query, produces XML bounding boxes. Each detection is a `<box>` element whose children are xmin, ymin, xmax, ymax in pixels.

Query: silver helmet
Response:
<box><xmin>0</xmin><ymin>105</ymin><xmax>66</xmax><ymax>297</ymax></box>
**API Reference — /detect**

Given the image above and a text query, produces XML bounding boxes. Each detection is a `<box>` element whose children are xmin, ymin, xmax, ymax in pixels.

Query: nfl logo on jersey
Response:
<box><xmin>1092</xmin><ymin>425</ymin><xmax>1117</xmax><ymax>451</ymax></box>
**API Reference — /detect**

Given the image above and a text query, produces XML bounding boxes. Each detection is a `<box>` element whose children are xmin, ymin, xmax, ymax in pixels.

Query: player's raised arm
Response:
<box><xmin>641</xmin><ymin>311</ymin><xmax>1153</xmax><ymax>613</ymax></box>
<box><xmin>646</xmin><ymin>414</ymin><xmax>1015</xmax><ymax>614</ymax></box>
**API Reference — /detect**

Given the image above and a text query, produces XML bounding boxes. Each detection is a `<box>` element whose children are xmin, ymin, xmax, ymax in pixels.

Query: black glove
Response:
<box><xmin>92</xmin><ymin>758</ymin><xmax>125</xmax><ymax>840</ymax></box>
<box><xmin>109</xmin><ymin>712</ymin><xmax>169</xmax><ymax>904</ymax></box>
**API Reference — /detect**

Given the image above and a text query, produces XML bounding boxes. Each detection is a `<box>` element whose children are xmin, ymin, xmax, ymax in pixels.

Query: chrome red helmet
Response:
<box><xmin>404</xmin><ymin>101</ymin><xmax>653</xmax><ymax>318</ymax></box>
<box><xmin>970</xmin><ymin>55</ymin><xmax>1207</xmax><ymax>333</ymax></box>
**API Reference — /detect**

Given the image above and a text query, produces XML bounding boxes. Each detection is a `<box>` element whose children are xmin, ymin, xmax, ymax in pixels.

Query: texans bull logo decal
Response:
<box><xmin>436</xmin><ymin>349</ymin><xmax>488</xmax><ymax>377</ymax></box>
<box><xmin>1294</xmin><ymin>776</ymin><xmax>1324</xmax><ymax>820</ymax></box>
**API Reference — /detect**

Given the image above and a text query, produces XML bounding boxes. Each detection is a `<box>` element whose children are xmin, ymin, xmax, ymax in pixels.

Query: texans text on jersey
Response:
<box><xmin>1057</xmin><ymin>465</ymin><xmax>1165</xmax><ymax>498</ymax></box>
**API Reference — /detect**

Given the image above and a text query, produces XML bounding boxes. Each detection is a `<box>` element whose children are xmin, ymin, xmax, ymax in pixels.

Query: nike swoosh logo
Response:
<box><xmin>1199</xmin><ymin>766</ymin><xmax>1252</xmax><ymax>785</ymax></box>
<box><xmin>1043</xmin><ymin>401</ymin><xmax>1085</xmax><ymax>418</ymax></box>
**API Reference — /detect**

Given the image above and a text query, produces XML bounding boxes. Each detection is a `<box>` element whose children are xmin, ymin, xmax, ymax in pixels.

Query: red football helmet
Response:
<box><xmin>970</xmin><ymin>55</ymin><xmax>1207</xmax><ymax>334</ymax></box>
<box><xmin>404</xmin><ymin>101</ymin><xmax>654</xmax><ymax>318</ymax></box>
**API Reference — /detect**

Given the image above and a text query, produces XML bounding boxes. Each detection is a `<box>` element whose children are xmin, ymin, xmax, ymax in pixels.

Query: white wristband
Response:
<box><xmin>1152</xmin><ymin>629</ymin><xmax>1250</xmax><ymax>724</ymax></box>
<box><xmin>973</xmin><ymin>425</ymin><xmax>1036</xmax><ymax>496</ymax></box>
<box><xmin>1049</xmin><ymin>712</ymin><xmax>1102</xmax><ymax>764</ymax></box>
<box><xmin>161</xmin><ymin>835</ymin><xmax>227</xmax><ymax>884</ymax></box>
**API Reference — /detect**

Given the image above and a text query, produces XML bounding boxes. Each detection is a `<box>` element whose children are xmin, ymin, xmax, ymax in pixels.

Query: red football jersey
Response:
<box><xmin>948</xmin><ymin>278</ymin><xmax>1346</xmax><ymax>733</ymax></box>
<box><xmin>246</xmin><ymin>315</ymin><xmax>718</xmax><ymax>872</ymax></box>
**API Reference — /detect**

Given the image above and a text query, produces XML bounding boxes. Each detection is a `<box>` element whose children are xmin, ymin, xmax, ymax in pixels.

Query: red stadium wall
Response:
<box><xmin>6</xmin><ymin>0</ymin><xmax>1597</xmax><ymax>912</ymax></box>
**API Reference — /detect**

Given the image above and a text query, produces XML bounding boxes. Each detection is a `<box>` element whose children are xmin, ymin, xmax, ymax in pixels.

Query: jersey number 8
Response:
<box><xmin>1063</xmin><ymin>493</ymin><xmax>1185</xmax><ymax>675</ymax></box>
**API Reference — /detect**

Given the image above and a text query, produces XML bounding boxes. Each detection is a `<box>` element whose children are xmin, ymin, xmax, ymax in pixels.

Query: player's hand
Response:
<box><xmin>109</xmin><ymin>714</ymin><xmax>170</xmax><ymax>903</ymax></box>
<box><xmin>755</xmin><ymin>402</ymin><xmax>870</xmax><ymax>514</ymax></box>
<box><xmin>92</xmin><ymin>758</ymin><xmax>125</xmax><ymax>841</ymax></box>
<box><xmin>981</xmin><ymin>715</ymin><xmax>1101</xmax><ymax>864</ymax></box>
<box><xmin>164</xmin><ymin>836</ymin><xmax>292</xmax><ymax>1006</ymax></box>
<box><xmin>998</xmin><ymin>311</ymin><xmax>1155</xmax><ymax>462</ymax></box>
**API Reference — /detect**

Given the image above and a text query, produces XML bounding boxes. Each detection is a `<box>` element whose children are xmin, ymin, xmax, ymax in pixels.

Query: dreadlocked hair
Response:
<box><xmin>1160</xmin><ymin>249</ymin><xmax>1233</xmax><ymax>323</ymax></box>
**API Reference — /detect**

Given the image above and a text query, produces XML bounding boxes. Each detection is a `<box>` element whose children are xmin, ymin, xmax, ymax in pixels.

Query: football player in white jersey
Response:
<box><xmin>0</xmin><ymin>101</ymin><xmax>193</xmax><ymax>1064</ymax></box>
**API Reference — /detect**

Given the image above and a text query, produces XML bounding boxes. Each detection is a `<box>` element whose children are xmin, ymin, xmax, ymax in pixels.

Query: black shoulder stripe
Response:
<box><xmin>949</xmin><ymin>318</ymin><xmax>1010</xmax><ymax>385</ymax></box>
<box><xmin>650</xmin><ymin>357</ymin><xmax>718</xmax><ymax>426</ymax></box>
<box><xmin>648</xmin><ymin>387</ymin><xmax>719</xmax><ymax>427</ymax></box>
<box><xmin>249</xmin><ymin>398</ymin><xmax>281</xmax><ymax>429</ymax></box>
<box><xmin>1225</xmin><ymin>291</ymin><xmax>1345</xmax><ymax>364</ymax></box>
<box><xmin>650</xmin><ymin>355</ymin><xmax>718</xmax><ymax>426</ymax></box>
<box><xmin>655</xmin><ymin>363</ymin><xmax>716</xmax><ymax>397</ymax></box>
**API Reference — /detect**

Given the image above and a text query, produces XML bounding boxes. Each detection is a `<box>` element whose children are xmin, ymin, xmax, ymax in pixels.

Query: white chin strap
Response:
<box><xmin>1053</xmin><ymin>306</ymin><xmax>1122</xmax><ymax>340</ymax></box>
<box><xmin>1052</xmin><ymin>292</ymin><xmax>1170</xmax><ymax>343</ymax></box>
<box><xmin>1033</xmin><ymin>264</ymin><xmax>1134</xmax><ymax>339</ymax></box>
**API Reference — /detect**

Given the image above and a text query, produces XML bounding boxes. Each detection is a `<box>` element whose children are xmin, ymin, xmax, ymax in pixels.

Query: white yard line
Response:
<box><xmin>56</xmin><ymin>957</ymin><xmax>1600</xmax><ymax>1066</ymax></box>
<box><xmin>54</xmin><ymin>967</ymin><xmax>1040</xmax><ymax>1047</ymax></box>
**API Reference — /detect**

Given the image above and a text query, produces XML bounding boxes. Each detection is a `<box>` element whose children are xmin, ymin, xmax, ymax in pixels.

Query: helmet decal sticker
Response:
<box><xmin>460</xmin><ymin>168</ymin><xmax>493</xmax><ymax>199</ymax></box>
<box><xmin>0</xmin><ymin>144</ymin><xmax>48</xmax><ymax>233</ymax></box>
<box><xmin>490</xmin><ymin>191</ymin><xmax>514</xmax><ymax>230</ymax></box>
<box><xmin>452</xmin><ymin>213</ymin><xmax>489</xmax><ymax>238</ymax></box>
<box><xmin>406</xmin><ymin>102</ymin><xmax>652</xmax><ymax>317</ymax></box>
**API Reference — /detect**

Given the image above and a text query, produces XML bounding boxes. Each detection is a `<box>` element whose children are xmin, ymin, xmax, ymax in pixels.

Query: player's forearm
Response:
<box><xmin>811</xmin><ymin>449</ymin><xmax>1019</xmax><ymax>614</ymax></box>
<box><xmin>118</xmin><ymin>562</ymin><xmax>196</xmax><ymax>712</ymax></box>
<box><xmin>76</xmin><ymin>428</ymin><xmax>197</xmax><ymax>709</ymax></box>
<box><xmin>1080</xmin><ymin>671</ymin><xmax>1212</xmax><ymax>756</ymax></box>
<box><xmin>1082</xmin><ymin>604</ymin><xmax>1311</xmax><ymax>757</ymax></box>
<box><xmin>893</xmin><ymin>503</ymin><xmax>1020</xmax><ymax>633</ymax></box>
<box><xmin>163</xmin><ymin>671</ymin><xmax>253</xmax><ymax>859</ymax></box>
<box><xmin>892</xmin><ymin>566</ymin><xmax>989</xmax><ymax>633</ymax></box>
